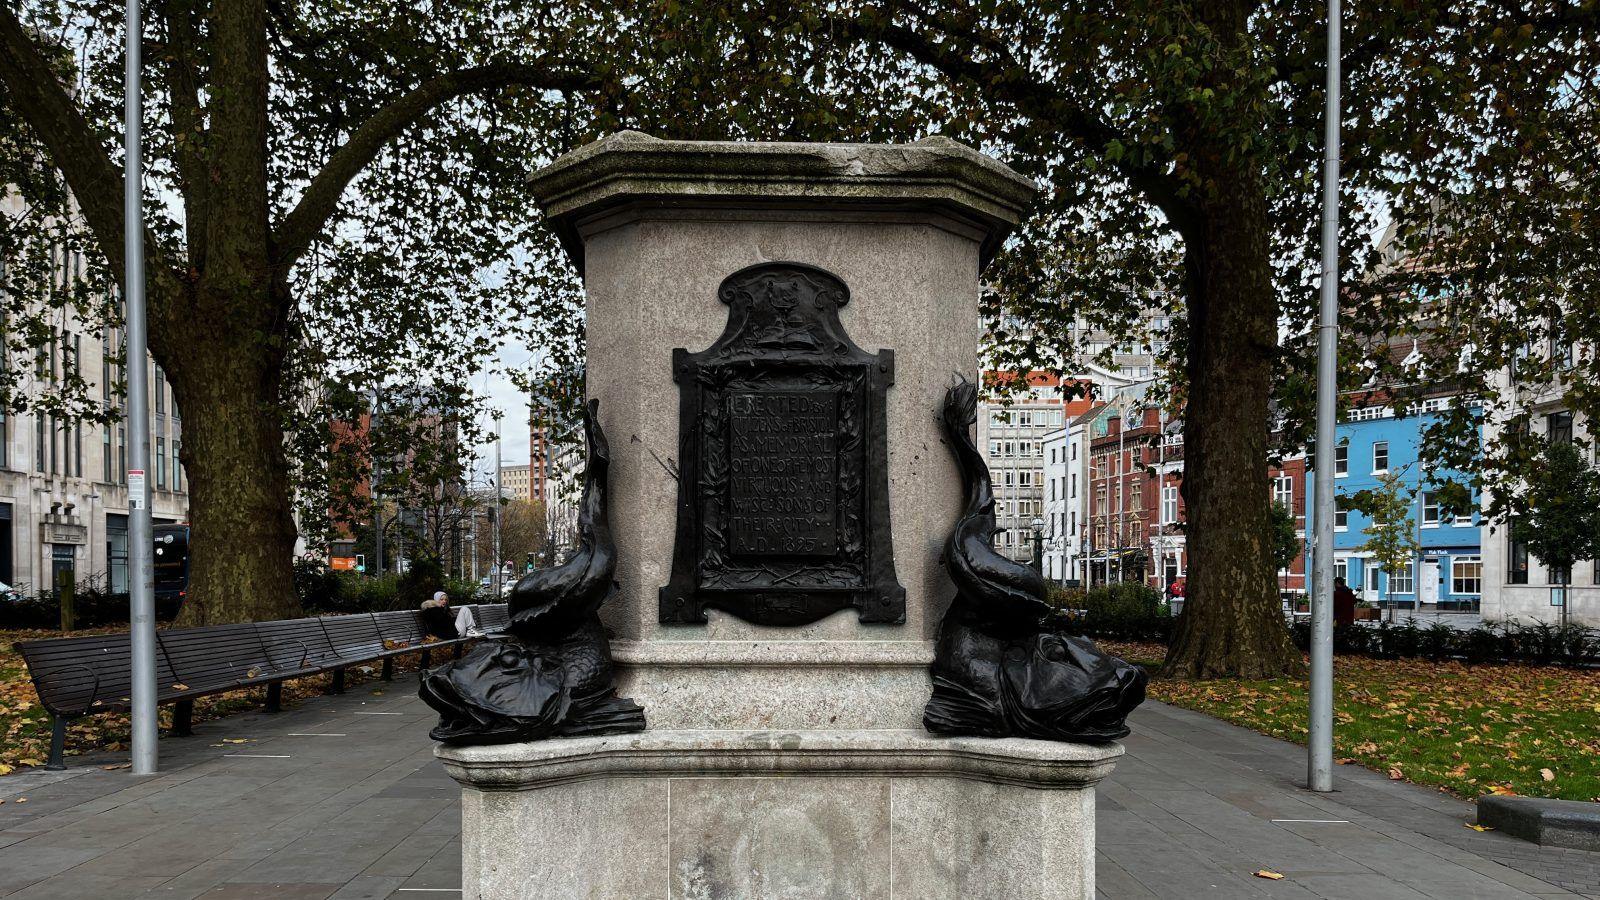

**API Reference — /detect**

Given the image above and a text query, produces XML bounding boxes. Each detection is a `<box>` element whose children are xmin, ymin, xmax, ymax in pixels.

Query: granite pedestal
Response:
<box><xmin>438</xmin><ymin>133</ymin><xmax>1120</xmax><ymax>899</ymax></box>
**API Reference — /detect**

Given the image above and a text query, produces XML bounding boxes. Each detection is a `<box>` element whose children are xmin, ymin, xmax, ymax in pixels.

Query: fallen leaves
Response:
<box><xmin>171</xmin><ymin>683</ymin><xmax>190</xmax><ymax>691</ymax></box>
<box><xmin>1106</xmin><ymin>642</ymin><xmax>1600</xmax><ymax>803</ymax></box>
<box><xmin>100</xmin><ymin>763</ymin><xmax>131</xmax><ymax>771</ymax></box>
<box><xmin>1466</xmin><ymin>823</ymin><xmax>1495</xmax><ymax>832</ymax></box>
<box><xmin>1253</xmin><ymin>870</ymin><xmax>1285</xmax><ymax>880</ymax></box>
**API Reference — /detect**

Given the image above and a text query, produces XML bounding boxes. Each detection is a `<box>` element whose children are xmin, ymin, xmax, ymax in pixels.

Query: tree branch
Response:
<box><xmin>272</xmin><ymin>59</ymin><xmax>602</xmax><ymax>273</ymax></box>
<box><xmin>834</xmin><ymin>4</ymin><xmax>1203</xmax><ymax>240</ymax></box>
<box><xmin>0</xmin><ymin>7</ymin><xmax>129</xmax><ymax>276</ymax></box>
<box><xmin>160</xmin><ymin>0</ymin><xmax>209</xmax><ymax>265</ymax></box>
<box><xmin>163</xmin><ymin>0</ymin><xmax>210</xmax><ymax>269</ymax></box>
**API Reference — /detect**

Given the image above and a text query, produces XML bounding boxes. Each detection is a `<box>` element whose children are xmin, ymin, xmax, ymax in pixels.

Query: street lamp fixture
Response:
<box><xmin>1030</xmin><ymin>516</ymin><xmax>1046</xmax><ymax>578</ymax></box>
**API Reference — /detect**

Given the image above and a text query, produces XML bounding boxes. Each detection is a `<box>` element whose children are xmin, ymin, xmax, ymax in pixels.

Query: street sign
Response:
<box><xmin>330</xmin><ymin>556</ymin><xmax>358</xmax><ymax>571</ymax></box>
<box><xmin>128</xmin><ymin>469</ymin><xmax>146</xmax><ymax>510</ymax></box>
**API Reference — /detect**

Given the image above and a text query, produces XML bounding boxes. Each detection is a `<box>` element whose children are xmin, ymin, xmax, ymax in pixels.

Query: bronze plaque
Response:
<box><xmin>659</xmin><ymin>262</ymin><xmax>905</xmax><ymax>626</ymax></box>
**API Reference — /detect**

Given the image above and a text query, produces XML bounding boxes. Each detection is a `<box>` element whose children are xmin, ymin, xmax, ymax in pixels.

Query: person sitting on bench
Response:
<box><xmin>419</xmin><ymin>591</ymin><xmax>460</xmax><ymax>640</ymax></box>
<box><xmin>421</xmin><ymin>591</ymin><xmax>483</xmax><ymax>639</ymax></box>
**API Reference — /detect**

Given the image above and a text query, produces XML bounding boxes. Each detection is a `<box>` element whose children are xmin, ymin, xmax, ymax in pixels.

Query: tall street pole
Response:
<box><xmin>492</xmin><ymin>425</ymin><xmax>503</xmax><ymax>598</ymax></box>
<box><xmin>124</xmin><ymin>0</ymin><xmax>158</xmax><ymax>776</ymax></box>
<box><xmin>1308</xmin><ymin>0</ymin><xmax>1342</xmax><ymax>794</ymax></box>
<box><xmin>372</xmin><ymin>385</ymin><xmax>383</xmax><ymax>577</ymax></box>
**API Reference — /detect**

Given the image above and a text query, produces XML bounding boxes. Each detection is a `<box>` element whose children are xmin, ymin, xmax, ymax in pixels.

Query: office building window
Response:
<box><xmin>1334</xmin><ymin>508</ymin><xmax>1348</xmax><ymax>530</ymax></box>
<box><xmin>1372</xmin><ymin>441</ymin><xmax>1388</xmax><ymax>472</ymax></box>
<box><xmin>34</xmin><ymin>414</ymin><xmax>45</xmax><ymax>473</ymax></box>
<box><xmin>1162</xmin><ymin>485</ymin><xmax>1179</xmax><ymax>524</ymax></box>
<box><xmin>1334</xmin><ymin>444</ymin><xmax>1348</xmax><ymax>476</ymax></box>
<box><xmin>102</xmin><ymin>424</ymin><xmax>112</xmax><ymax>482</ymax></box>
<box><xmin>1452</xmin><ymin>557</ymin><xmax>1482</xmax><ymax>595</ymax></box>
<box><xmin>1421</xmin><ymin>491</ymin><xmax>1440</xmax><ymax>525</ymax></box>
<box><xmin>1547</xmin><ymin>411</ymin><xmax>1573</xmax><ymax>445</ymax></box>
<box><xmin>49</xmin><ymin>416</ymin><xmax>57</xmax><ymax>474</ymax></box>
<box><xmin>1388</xmin><ymin>560</ymin><xmax>1415</xmax><ymax>594</ymax></box>
<box><xmin>156</xmin><ymin>437</ymin><xmax>167</xmax><ymax>489</ymax></box>
<box><xmin>173</xmin><ymin>440</ymin><xmax>182</xmax><ymax>492</ymax></box>
<box><xmin>117</xmin><ymin>425</ymin><xmax>126</xmax><ymax>482</ymax></box>
<box><xmin>1509</xmin><ymin>535</ymin><xmax>1529</xmax><ymax>584</ymax></box>
<box><xmin>106</xmin><ymin>513</ymin><xmax>128</xmax><ymax>594</ymax></box>
<box><xmin>154</xmin><ymin>366</ymin><xmax>165</xmax><ymax>415</ymax></box>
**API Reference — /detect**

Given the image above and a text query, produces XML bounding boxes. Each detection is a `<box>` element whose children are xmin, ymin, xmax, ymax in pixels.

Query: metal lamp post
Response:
<box><xmin>1030</xmin><ymin>516</ymin><xmax>1046</xmax><ymax>577</ymax></box>
<box><xmin>1307</xmin><ymin>0</ymin><xmax>1342</xmax><ymax>793</ymax></box>
<box><xmin>123</xmin><ymin>0</ymin><xmax>160</xmax><ymax>777</ymax></box>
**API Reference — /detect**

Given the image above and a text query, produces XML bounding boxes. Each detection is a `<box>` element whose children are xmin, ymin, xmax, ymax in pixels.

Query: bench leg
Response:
<box><xmin>265</xmin><ymin>681</ymin><xmax>282</xmax><ymax>713</ymax></box>
<box><xmin>419</xmin><ymin>648</ymin><xmax>431</xmax><ymax>669</ymax></box>
<box><xmin>381</xmin><ymin>657</ymin><xmax>394</xmax><ymax>681</ymax></box>
<box><xmin>173</xmin><ymin>700</ymin><xmax>194</xmax><ymax>737</ymax></box>
<box><xmin>453</xmin><ymin>643</ymin><xmax>465</xmax><ymax>661</ymax></box>
<box><xmin>328</xmin><ymin>668</ymin><xmax>346</xmax><ymax>695</ymax></box>
<box><xmin>46</xmin><ymin>716</ymin><xmax>67</xmax><ymax>770</ymax></box>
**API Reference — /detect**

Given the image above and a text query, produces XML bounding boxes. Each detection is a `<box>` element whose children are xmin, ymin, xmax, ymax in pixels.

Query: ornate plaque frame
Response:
<box><xmin>659</xmin><ymin>262</ymin><xmax>905</xmax><ymax>626</ymax></box>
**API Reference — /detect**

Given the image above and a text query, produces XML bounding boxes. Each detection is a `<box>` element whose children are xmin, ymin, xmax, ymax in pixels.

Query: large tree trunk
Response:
<box><xmin>1159</xmin><ymin>0</ymin><xmax>1303</xmax><ymax>679</ymax></box>
<box><xmin>166</xmin><ymin>288</ymin><xmax>300</xmax><ymax>626</ymax></box>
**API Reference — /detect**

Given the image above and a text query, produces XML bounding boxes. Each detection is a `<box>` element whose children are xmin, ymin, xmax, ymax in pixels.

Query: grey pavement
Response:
<box><xmin>0</xmin><ymin>685</ymin><xmax>1595</xmax><ymax>899</ymax></box>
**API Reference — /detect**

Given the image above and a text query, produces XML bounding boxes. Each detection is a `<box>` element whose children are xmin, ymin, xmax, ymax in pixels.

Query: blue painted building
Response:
<box><xmin>1305</xmin><ymin>400</ymin><xmax>1485</xmax><ymax>610</ymax></box>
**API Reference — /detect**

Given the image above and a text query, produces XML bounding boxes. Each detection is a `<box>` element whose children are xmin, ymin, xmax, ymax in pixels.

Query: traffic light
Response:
<box><xmin>355</xmin><ymin>554</ymin><xmax>366</xmax><ymax>574</ymax></box>
<box><xmin>525</xmin><ymin>552</ymin><xmax>536</xmax><ymax>572</ymax></box>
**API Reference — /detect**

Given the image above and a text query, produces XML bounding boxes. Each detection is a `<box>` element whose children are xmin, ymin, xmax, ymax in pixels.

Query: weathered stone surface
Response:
<box><xmin>671</xmin><ymin>777</ymin><xmax>891</xmax><ymax>899</ymax></box>
<box><xmin>610</xmin><ymin>638</ymin><xmax>933</xmax><ymax>729</ymax></box>
<box><xmin>440</xmin><ymin>729</ymin><xmax>1118</xmax><ymax>900</ymax></box>
<box><xmin>529</xmin><ymin>131</ymin><xmax>1039</xmax><ymax>269</ymax></box>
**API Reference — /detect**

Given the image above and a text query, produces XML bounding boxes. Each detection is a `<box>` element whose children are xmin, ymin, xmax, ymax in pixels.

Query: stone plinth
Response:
<box><xmin>440</xmin><ymin>135</ymin><xmax>1117</xmax><ymax>900</ymax></box>
<box><xmin>528</xmin><ymin>131</ymin><xmax>1038</xmax><ymax>729</ymax></box>
<box><xmin>438</xmin><ymin>729</ymin><xmax>1121</xmax><ymax>900</ymax></box>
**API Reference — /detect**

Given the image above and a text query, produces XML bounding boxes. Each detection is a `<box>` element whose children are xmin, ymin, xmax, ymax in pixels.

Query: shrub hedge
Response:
<box><xmin>1043</xmin><ymin>582</ymin><xmax>1599</xmax><ymax>666</ymax></box>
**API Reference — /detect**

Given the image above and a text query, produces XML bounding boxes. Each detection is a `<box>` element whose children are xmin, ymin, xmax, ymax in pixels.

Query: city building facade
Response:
<box><xmin>500</xmin><ymin>463</ymin><xmax>532</xmax><ymax>502</ymax></box>
<box><xmin>975</xmin><ymin>372</ymin><xmax>1097</xmax><ymax>565</ymax></box>
<box><xmin>1305</xmin><ymin>398</ymin><xmax>1485</xmax><ymax>610</ymax></box>
<box><xmin>0</xmin><ymin>252</ymin><xmax>188</xmax><ymax>594</ymax></box>
<box><xmin>1480</xmin><ymin>403</ymin><xmax>1598</xmax><ymax>625</ymax></box>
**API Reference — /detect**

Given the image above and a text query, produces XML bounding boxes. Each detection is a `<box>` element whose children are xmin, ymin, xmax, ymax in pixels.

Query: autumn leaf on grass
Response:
<box><xmin>1253</xmin><ymin>870</ymin><xmax>1285</xmax><ymax>880</ymax></box>
<box><xmin>1388</xmin><ymin>768</ymin><xmax>1405</xmax><ymax>780</ymax></box>
<box><xmin>1540</xmin><ymin>768</ymin><xmax>1556</xmax><ymax>782</ymax></box>
<box><xmin>1488</xmin><ymin>785</ymin><xmax>1518</xmax><ymax>796</ymax></box>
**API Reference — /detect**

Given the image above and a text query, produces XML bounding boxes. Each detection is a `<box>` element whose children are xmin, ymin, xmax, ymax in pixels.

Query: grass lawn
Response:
<box><xmin>1102</xmin><ymin>640</ymin><xmax>1600</xmax><ymax>803</ymax></box>
<box><xmin>0</xmin><ymin>626</ymin><xmax>435</xmax><ymax>776</ymax></box>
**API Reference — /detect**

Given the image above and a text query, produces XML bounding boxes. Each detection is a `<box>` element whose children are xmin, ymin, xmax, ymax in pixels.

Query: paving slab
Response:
<box><xmin>0</xmin><ymin>685</ymin><xmax>1595</xmax><ymax>898</ymax></box>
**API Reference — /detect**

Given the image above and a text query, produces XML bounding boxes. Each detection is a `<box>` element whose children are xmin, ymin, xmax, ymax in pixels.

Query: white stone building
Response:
<box><xmin>0</xmin><ymin>248</ymin><xmax>188</xmax><ymax>597</ymax></box>
<box><xmin>1480</xmin><ymin>400</ymin><xmax>1598</xmax><ymax>626</ymax></box>
<box><xmin>1041</xmin><ymin>404</ymin><xmax>1102</xmax><ymax>584</ymax></box>
<box><xmin>975</xmin><ymin>377</ymin><xmax>1070</xmax><ymax>565</ymax></box>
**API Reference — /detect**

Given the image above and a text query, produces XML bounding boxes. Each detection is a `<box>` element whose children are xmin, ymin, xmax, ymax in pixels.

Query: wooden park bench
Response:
<box><xmin>15</xmin><ymin>603</ymin><xmax>509</xmax><ymax>770</ymax></box>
